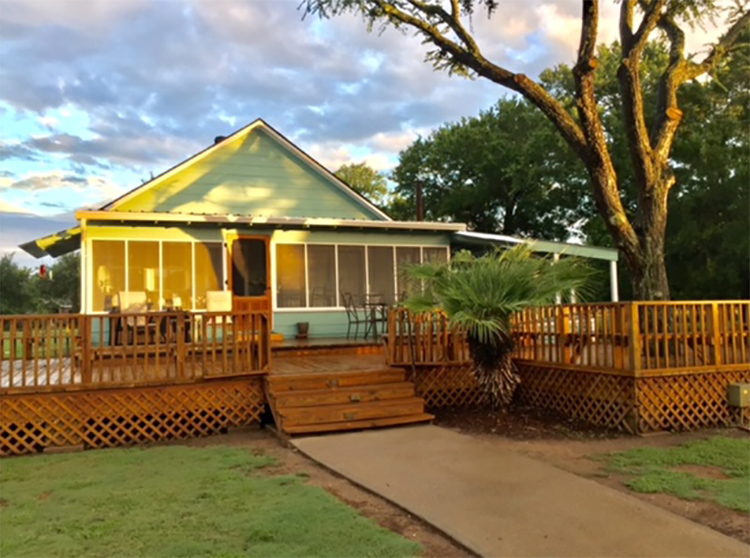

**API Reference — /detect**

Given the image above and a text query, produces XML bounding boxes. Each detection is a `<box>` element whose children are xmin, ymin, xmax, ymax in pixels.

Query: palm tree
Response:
<box><xmin>404</xmin><ymin>245</ymin><xmax>592</xmax><ymax>409</ymax></box>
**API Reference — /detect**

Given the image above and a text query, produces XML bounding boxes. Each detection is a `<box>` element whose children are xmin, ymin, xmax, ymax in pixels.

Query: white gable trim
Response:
<box><xmin>101</xmin><ymin>119</ymin><xmax>392</xmax><ymax>221</ymax></box>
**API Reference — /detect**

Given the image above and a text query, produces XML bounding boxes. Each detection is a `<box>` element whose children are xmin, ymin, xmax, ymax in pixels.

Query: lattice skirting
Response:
<box><xmin>516</xmin><ymin>363</ymin><xmax>637</xmax><ymax>433</ymax></box>
<box><xmin>406</xmin><ymin>364</ymin><xmax>483</xmax><ymax>409</ymax></box>
<box><xmin>1</xmin><ymin>378</ymin><xmax>265</xmax><ymax>457</ymax></box>
<box><xmin>636</xmin><ymin>369</ymin><xmax>750</xmax><ymax>433</ymax></box>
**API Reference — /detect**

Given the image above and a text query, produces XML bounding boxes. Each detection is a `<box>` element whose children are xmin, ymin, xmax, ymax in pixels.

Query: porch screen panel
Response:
<box><xmin>92</xmin><ymin>240</ymin><xmax>125</xmax><ymax>312</ymax></box>
<box><xmin>367</xmin><ymin>246</ymin><xmax>395</xmax><ymax>304</ymax></box>
<box><xmin>396</xmin><ymin>247</ymin><xmax>421</xmax><ymax>300</ymax></box>
<box><xmin>163</xmin><ymin>242</ymin><xmax>193</xmax><ymax>309</ymax></box>
<box><xmin>338</xmin><ymin>245</ymin><xmax>366</xmax><ymax>304</ymax></box>
<box><xmin>127</xmin><ymin>241</ymin><xmax>160</xmax><ymax>308</ymax></box>
<box><xmin>307</xmin><ymin>245</ymin><xmax>336</xmax><ymax>307</ymax></box>
<box><xmin>423</xmin><ymin>247</ymin><xmax>448</xmax><ymax>264</ymax></box>
<box><xmin>276</xmin><ymin>244</ymin><xmax>306</xmax><ymax>308</ymax></box>
<box><xmin>195</xmin><ymin>242</ymin><xmax>224</xmax><ymax>310</ymax></box>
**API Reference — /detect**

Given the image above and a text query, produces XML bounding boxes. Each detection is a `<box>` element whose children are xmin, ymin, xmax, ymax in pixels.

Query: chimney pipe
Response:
<box><xmin>415</xmin><ymin>182</ymin><xmax>424</xmax><ymax>222</ymax></box>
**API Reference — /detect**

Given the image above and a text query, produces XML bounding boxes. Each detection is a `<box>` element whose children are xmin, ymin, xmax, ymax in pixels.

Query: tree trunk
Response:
<box><xmin>583</xmin><ymin>156</ymin><xmax>672</xmax><ymax>301</ymax></box>
<box><xmin>467</xmin><ymin>336</ymin><xmax>519</xmax><ymax>409</ymax></box>
<box><xmin>630</xmin><ymin>225</ymin><xmax>671</xmax><ymax>301</ymax></box>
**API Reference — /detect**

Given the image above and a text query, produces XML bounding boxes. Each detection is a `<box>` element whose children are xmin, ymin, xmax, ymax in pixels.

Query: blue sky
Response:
<box><xmin>0</xmin><ymin>0</ymin><xmax>722</xmax><ymax>265</ymax></box>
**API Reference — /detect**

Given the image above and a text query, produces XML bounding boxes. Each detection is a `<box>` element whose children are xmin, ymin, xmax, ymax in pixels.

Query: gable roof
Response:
<box><xmin>102</xmin><ymin>118</ymin><xmax>391</xmax><ymax>221</ymax></box>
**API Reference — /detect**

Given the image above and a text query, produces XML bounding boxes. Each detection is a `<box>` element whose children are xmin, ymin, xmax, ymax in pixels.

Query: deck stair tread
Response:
<box><xmin>278</xmin><ymin>397</ymin><xmax>426</xmax><ymax>425</ymax></box>
<box><xmin>267</xmin><ymin>369</ymin><xmax>406</xmax><ymax>391</ymax></box>
<box><xmin>282</xmin><ymin>413</ymin><xmax>434</xmax><ymax>435</ymax></box>
<box><xmin>272</xmin><ymin>382</ymin><xmax>415</xmax><ymax>407</ymax></box>
<box><xmin>265</xmin><ymin>366</ymin><xmax>431</xmax><ymax>436</ymax></box>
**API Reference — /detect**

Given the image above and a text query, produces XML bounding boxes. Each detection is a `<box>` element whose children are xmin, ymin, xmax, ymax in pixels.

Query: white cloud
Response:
<box><xmin>0</xmin><ymin>0</ymin><xmax>739</xmax><ymax>219</ymax></box>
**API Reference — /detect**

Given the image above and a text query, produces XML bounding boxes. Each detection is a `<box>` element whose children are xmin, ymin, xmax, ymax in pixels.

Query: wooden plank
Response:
<box><xmin>283</xmin><ymin>413</ymin><xmax>434</xmax><ymax>435</ymax></box>
<box><xmin>273</xmin><ymin>382</ymin><xmax>416</xmax><ymax>408</ymax></box>
<box><xmin>268</xmin><ymin>369</ymin><xmax>407</xmax><ymax>392</ymax></box>
<box><xmin>279</xmin><ymin>397</ymin><xmax>426</xmax><ymax>426</ymax></box>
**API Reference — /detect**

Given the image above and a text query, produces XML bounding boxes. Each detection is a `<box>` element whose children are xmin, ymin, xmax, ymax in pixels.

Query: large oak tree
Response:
<box><xmin>303</xmin><ymin>0</ymin><xmax>749</xmax><ymax>300</ymax></box>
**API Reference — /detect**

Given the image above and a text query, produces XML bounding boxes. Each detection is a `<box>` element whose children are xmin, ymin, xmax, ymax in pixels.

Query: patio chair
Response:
<box><xmin>342</xmin><ymin>292</ymin><xmax>370</xmax><ymax>340</ymax></box>
<box><xmin>117</xmin><ymin>291</ymin><xmax>152</xmax><ymax>344</ymax></box>
<box><xmin>201</xmin><ymin>290</ymin><xmax>233</xmax><ymax>342</ymax></box>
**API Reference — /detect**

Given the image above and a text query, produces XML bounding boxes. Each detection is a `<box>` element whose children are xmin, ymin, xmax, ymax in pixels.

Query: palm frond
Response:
<box><xmin>403</xmin><ymin>244</ymin><xmax>593</xmax><ymax>348</ymax></box>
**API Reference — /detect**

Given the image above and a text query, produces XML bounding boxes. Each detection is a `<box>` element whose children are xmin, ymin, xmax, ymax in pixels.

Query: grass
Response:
<box><xmin>602</xmin><ymin>436</ymin><xmax>750</xmax><ymax>513</ymax></box>
<box><xmin>0</xmin><ymin>445</ymin><xmax>421</xmax><ymax>558</ymax></box>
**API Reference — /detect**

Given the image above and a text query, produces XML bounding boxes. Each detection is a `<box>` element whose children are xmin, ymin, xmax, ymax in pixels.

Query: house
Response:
<box><xmin>20</xmin><ymin>118</ymin><xmax>619</xmax><ymax>341</ymax></box>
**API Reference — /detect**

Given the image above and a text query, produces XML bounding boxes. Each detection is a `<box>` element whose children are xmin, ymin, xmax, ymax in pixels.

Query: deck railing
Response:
<box><xmin>1</xmin><ymin>310</ymin><xmax>271</xmax><ymax>393</ymax></box>
<box><xmin>386</xmin><ymin>301</ymin><xmax>750</xmax><ymax>374</ymax></box>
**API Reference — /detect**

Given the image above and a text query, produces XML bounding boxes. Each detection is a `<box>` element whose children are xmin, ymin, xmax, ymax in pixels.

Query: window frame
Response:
<box><xmin>272</xmin><ymin>242</ymin><xmax>450</xmax><ymax>312</ymax></box>
<box><xmin>87</xmin><ymin>238</ymin><xmax>226</xmax><ymax>314</ymax></box>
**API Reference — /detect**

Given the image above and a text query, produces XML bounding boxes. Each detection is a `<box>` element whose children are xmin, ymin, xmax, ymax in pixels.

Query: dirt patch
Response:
<box><xmin>439</xmin><ymin>408</ymin><xmax>750</xmax><ymax>545</ymax></box>
<box><xmin>434</xmin><ymin>404</ymin><xmax>624</xmax><ymax>441</ymax></box>
<box><xmin>172</xmin><ymin>428</ymin><xmax>474</xmax><ymax>558</ymax></box>
<box><xmin>0</xmin><ymin>498</ymin><xmax>7</xmax><ymax>508</ymax></box>
<box><xmin>37</xmin><ymin>491</ymin><xmax>52</xmax><ymax>501</ymax></box>
<box><xmin>672</xmin><ymin>464</ymin><xmax>731</xmax><ymax>481</ymax></box>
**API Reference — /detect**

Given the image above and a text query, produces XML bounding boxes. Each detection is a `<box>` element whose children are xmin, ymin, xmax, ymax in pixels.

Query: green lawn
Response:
<box><xmin>602</xmin><ymin>436</ymin><xmax>750</xmax><ymax>513</ymax></box>
<box><xmin>0</xmin><ymin>445</ymin><xmax>421</xmax><ymax>558</ymax></box>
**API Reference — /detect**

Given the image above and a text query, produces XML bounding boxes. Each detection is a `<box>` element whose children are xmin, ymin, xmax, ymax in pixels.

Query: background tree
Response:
<box><xmin>540</xmin><ymin>38</ymin><xmax>749</xmax><ymax>299</ymax></box>
<box><xmin>392</xmin><ymin>98</ymin><xmax>583</xmax><ymax>239</ymax></box>
<box><xmin>0</xmin><ymin>252</ymin><xmax>81</xmax><ymax>314</ymax></box>
<box><xmin>45</xmin><ymin>253</ymin><xmax>81</xmax><ymax>313</ymax></box>
<box><xmin>304</xmin><ymin>0</ymin><xmax>750</xmax><ymax>300</ymax></box>
<box><xmin>406</xmin><ymin>246</ymin><xmax>592</xmax><ymax>408</ymax></box>
<box><xmin>0</xmin><ymin>254</ymin><xmax>41</xmax><ymax>315</ymax></box>
<box><xmin>335</xmin><ymin>162</ymin><xmax>389</xmax><ymax>205</ymax></box>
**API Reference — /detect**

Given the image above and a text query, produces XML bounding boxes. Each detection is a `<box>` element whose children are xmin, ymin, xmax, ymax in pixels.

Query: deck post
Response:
<box><xmin>82</xmin><ymin>315</ymin><xmax>92</xmax><ymax>384</ymax></box>
<box><xmin>627</xmin><ymin>302</ymin><xmax>641</xmax><ymax>374</ymax></box>
<box><xmin>609</xmin><ymin>260</ymin><xmax>619</xmax><ymax>302</ymax></box>
<box><xmin>710</xmin><ymin>302</ymin><xmax>722</xmax><ymax>366</ymax></box>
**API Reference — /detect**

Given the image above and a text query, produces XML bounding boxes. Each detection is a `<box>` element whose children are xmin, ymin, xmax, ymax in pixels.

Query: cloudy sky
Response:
<box><xmin>0</xmin><ymin>0</ymin><xmax>725</xmax><ymax>265</ymax></box>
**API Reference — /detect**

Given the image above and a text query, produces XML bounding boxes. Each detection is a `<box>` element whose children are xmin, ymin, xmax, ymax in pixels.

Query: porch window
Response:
<box><xmin>127</xmin><ymin>241</ymin><xmax>160</xmax><ymax>308</ymax></box>
<box><xmin>396</xmin><ymin>247</ymin><xmax>421</xmax><ymax>299</ymax></box>
<box><xmin>195</xmin><ymin>242</ymin><xmax>224</xmax><ymax>309</ymax></box>
<box><xmin>163</xmin><ymin>242</ymin><xmax>193</xmax><ymax>309</ymax></box>
<box><xmin>423</xmin><ymin>246</ymin><xmax>449</xmax><ymax>264</ymax></box>
<box><xmin>307</xmin><ymin>245</ymin><xmax>336</xmax><ymax>307</ymax></box>
<box><xmin>338</xmin><ymin>245</ymin><xmax>366</xmax><ymax>304</ymax></box>
<box><xmin>367</xmin><ymin>246</ymin><xmax>395</xmax><ymax>304</ymax></box>
<box><xmin>92</xmin><ymin>240</ymin><xmax>125</xmax><ymax>312</ymax></box>
<box><xmin>276</xmin><ymin>244</ymin><xmax>306</xmax><ymax>308</ymax></box>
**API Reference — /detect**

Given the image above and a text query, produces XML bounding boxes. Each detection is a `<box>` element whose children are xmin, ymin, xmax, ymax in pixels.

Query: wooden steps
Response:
<box><xmin>265</xmin><ymin>368</ymin><xmax>433</xmax><ymax>435</ymax></box>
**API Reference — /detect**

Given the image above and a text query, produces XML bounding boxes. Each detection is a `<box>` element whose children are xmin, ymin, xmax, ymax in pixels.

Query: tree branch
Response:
<box><xmin>618</xmin><ymin>0</ymin><xmax>664</xmax><ymax>201</ymax></box>
<box><xmin>575</xmin><ymin>0</ymin><xmax>640</xmax><ymax>257</ymax></box>
<box><xmin>652</xmin><ymin>8</ymin><xmax>749</xmax><ymax>162</ymax></box>
<box><xmin>629</xmin><ymin>0</ymin><xmax>667</xmax><ymax>54</ymax></box>
<box><xmin>685</xmin><ymin>9</ymin><xmax>750</xmax><ymax>79</ymax></box>
<box><xmin>368</xmin><ymin>0</ymin><xmax>590</xmax><ymax>159</ymax></box>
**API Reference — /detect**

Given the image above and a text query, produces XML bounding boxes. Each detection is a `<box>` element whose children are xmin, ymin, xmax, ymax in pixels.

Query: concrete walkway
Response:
<box><xmin>293</xmin><ymin>425</ymin><xmax>749</xmax><ymax>558</ymax></box>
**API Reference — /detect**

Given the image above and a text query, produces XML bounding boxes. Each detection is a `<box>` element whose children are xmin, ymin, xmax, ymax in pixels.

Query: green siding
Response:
<box><xmin>115</xmin><ymin>129</ymin><xmax>383</xmax><ymax>220</ymax></box>
<box><xmin>274</xmin><ymin>311</ymin><xmax>352</xmax><ymax>339</ymax></box>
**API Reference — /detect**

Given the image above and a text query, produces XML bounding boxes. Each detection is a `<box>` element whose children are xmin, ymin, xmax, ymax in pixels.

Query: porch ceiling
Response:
<box><xmin>452</xmin><ymin>230</ymin><xmax>619</xmax><ymax>262</ymax></box>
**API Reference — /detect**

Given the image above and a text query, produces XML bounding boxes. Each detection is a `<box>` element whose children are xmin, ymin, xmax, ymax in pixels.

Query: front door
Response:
<box><xmin>228</xmin><ymin>237</ymin><xmax>271</xmax><ymax>320</ymax></box>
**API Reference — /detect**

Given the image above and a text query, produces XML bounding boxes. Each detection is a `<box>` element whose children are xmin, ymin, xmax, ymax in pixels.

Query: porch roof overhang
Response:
<box><xmin>452</xmin><ymin>231</ymin><xmax>619</xmax><ymax>262</ymax></box>
<box><xmin>74</xmin><ymin>210</ymin><xmax>468</xmax><ymax>233</ymax></box>
<box><xmin>19</xmin><ymin>226</ymin><xmax>82</xmax><ymax>259</ymax></box>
